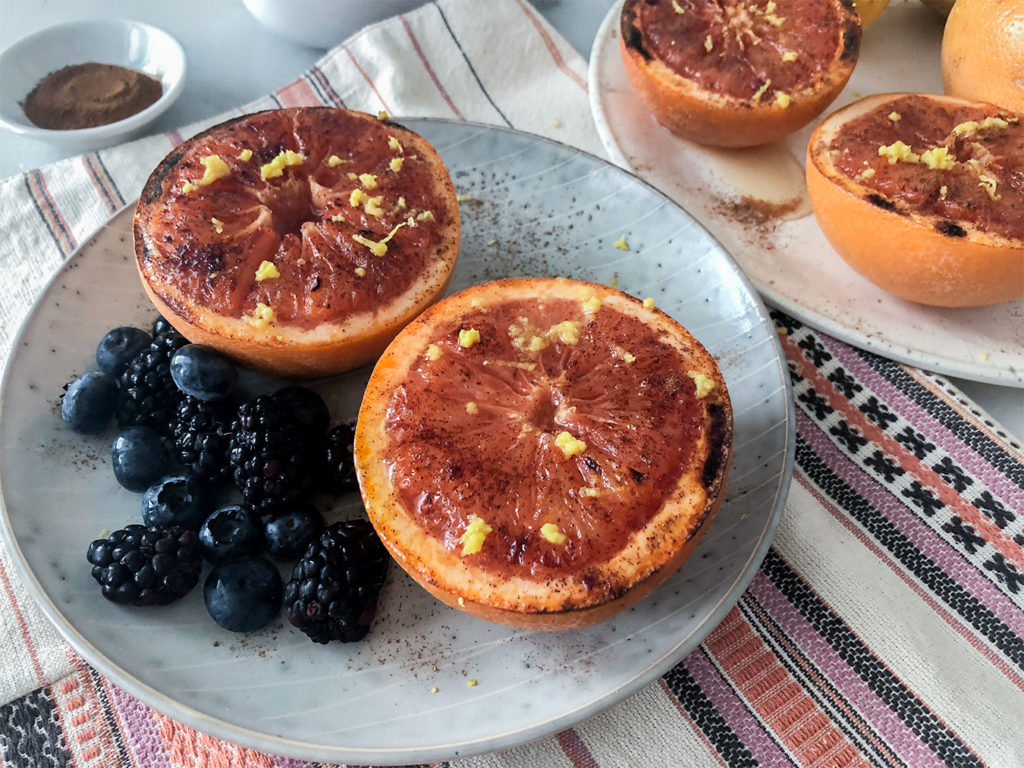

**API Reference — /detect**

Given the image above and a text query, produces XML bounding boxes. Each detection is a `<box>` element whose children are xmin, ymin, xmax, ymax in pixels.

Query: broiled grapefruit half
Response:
<box><xmin>134</xmin><ymin>107</ymin><xmax>460</xmax><ymax>377</ymax></box>
<box><xmin>806</xmin><ymin>93</ymin><xmax>1024</xmax><ymax>307</ymax></box>
<box><xmin>619</xmin><ymin>0</ymin><xmax>862</xmax><ymax>148</ymax></box>
<box><xmin>355</xmin><ymin>277</ymin><xmax>733</xmax><ymax>630</ymax></box>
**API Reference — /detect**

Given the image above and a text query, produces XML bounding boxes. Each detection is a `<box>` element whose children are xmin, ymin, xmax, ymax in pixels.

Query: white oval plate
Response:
<box><xmin>0</xmin><ymin>120</ymin><xmax>793</xmax><ymax>764</ymax></box>
<box><xmin>589</xmin><ymin>0</ymin><xmax>1024</xmax><ymax>387</ymax></box>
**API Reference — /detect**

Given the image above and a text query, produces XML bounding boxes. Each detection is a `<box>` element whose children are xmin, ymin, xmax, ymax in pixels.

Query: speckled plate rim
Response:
<box><xmin>587</xmin><ymin>0</ymin><xmax>1024</xmax><ymax>389</ymax></box>
<box><xmin>0</xmin><ymin>117</ymin><xmax>795</xmax><ymax>764</ymax></box>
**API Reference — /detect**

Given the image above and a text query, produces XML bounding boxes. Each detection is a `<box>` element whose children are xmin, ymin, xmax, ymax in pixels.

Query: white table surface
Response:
<box><xmin>1</xmin><ymin>0</ymin><xmax>1020</xmax><ymax>439</ymax></box>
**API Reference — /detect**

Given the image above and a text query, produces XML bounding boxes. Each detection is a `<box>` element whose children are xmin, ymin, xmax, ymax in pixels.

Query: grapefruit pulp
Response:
<box><xmin>619</xmin><ymin>0</ymin><xmax>862</xmax><ymax>148</ymax></box>
<box><xmin>806</xmin><ymin>93</ymin><xmax>1024</xmax><ymax>307</ymax></box>
<box><xmin>355</xmin><ymin>278</ymin><xmax>733</xmax><ymax>630</ymax></box>
<box><xmin>134</xmin><ymin>108</ymin><xmax>460</xmax><ymax>377</ymax></box>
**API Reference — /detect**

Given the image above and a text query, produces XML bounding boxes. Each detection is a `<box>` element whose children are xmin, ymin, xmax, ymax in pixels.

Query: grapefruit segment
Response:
<box><xmin>806</xmin><ymin>93</ymin><xmax>1024</xmax><ymax>307</ymax></box>
<box><xmin>619</xmin><ymin>0</ymin><xmax>861</xmax><ymax>147</ymax></box>
<box><xmin>134</xmin><ymin>108</ymin><xmax>459</xmax><ymax>376</ymax></box>
<box><xmin>355</xmin><ymin>278</ymin><xmax>733</xmax><ymax>630</ymax></box>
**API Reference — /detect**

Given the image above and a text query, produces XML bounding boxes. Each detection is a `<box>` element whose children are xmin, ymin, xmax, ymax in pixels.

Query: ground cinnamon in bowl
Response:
<box><xmin>21</xmin><ymin>62</ymin><xmax>162</xmax><ymax>130</ymax></box>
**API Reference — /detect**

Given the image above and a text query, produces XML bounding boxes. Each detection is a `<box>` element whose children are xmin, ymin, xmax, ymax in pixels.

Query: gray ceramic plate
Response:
<box><xmin>0</xmin><ymin>120</ymin><xmax>793</xmax><ymax>764</ymax></box>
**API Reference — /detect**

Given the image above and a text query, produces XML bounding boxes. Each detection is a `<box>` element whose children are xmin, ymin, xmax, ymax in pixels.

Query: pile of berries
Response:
<box><xmin>65</xmin><ymin>317</ymin><xmax>385</xmax><ymax>643</ymax></box>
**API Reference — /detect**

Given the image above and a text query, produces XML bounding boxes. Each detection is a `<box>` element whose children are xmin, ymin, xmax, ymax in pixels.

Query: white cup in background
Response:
<box><xmin>243</xmin><ymin>0</ymin><xmax>428</xmax><ymax>49</ymax></box>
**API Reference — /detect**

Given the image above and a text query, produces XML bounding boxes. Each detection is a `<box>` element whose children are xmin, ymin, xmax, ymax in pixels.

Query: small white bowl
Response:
<box><xmin>0</xmin><ymin>19</ymin><xmax>186</xmax><ymax>150</ymax></box>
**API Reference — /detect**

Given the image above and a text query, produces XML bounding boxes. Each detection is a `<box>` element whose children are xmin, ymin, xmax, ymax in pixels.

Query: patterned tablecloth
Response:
<box><xmin>0</xmin><ymin>1</ymin><xmax>1021</xmax><ymax>766</ymax></box>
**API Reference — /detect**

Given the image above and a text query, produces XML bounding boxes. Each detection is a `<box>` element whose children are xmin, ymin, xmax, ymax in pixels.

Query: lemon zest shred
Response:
<box><xmin>554</xmin><ymin>431</ymin><xmax>587</xmax><ymax>457</ymax></box>
<box><xmin>254</xmin><ymin>260</ymin><xmax>280</xmax><ymax>281</ymax></box>
<box><xmin>752</xmin><ymin>79</ymin><xmax>771</xmax><ymax>103</ymax></box>
<box><xmin>687</xmin><ymin>370</ymin><xmax>716</xmax><ymax>398</ymax></box>
<box><xmin>878</xmin><ymin>141</ymin><xmax>919</xmax><ymax>165</ymax></box>
<box><xmin>244</xmin><ymin>303</ymin><xmax>276</xmax><ymax>329</ymax></box>
<box><xmin>352</xmin><ymin>220</ymin><xmax>408</xmax><ymax>257</ymax></box>
<box><xmin>612</xmin><ymin>234</ymin><xmax>630</xmax><ymax>251</ymax></box>
<box><xmin>182</xmin><ymin>155</ymin><xmax>230</xmax><ymax>193</ymax></box>
<box><xmin>460</xmin><ymin>515</ymin><xmax>492</xmax><ymax>556</ymax></box>
<box><xmin>540</xmin><ymin>523</ymin><xmax>568</xmax><ymax>545</ymax></box>
<box><xmin>921</xmin><ymin>146</ymin><xmax>956</xmax><ymax>171</ymax></box>
<box><xmin>260</xmin><ymin>150</ymin><xmax>305</xmax><ymax>181</ymax></box>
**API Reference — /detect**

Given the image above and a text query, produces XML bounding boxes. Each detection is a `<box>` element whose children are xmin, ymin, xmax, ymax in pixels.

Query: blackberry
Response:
<box><xmin>171</xmin><ymin>395</ymin><xmax>236</xmax><ymax>483</ymax></box>
<box><xmin>86</xmin><ymin>524</ymin><xmax>202</xmax><ymax>605</ymax></box>
<box><xmin>117</xmin><ymin>332</ymin><xmax>188</xmax><ymax>435</ymax></box>
<box><xmin>151</xmin><ymin>316</ymin><xmax>184</xmax><ymax>341</ymax></box>
<box><xmin>273</xmin><ymin>386</ymin><xmax>330</xmax><ymax>436</ymax></box>
<box><xmin>320</xmin><ymin>423</ymin><xmax>357</xmax><ymax>494</ymax></box>
<box><xmin>283</xmin><ymin>520</ymin><xmax>389</xmax><ymax>643</ymax></box>
<box><xmin>229</xmin><ymin>393</ymin><xmax>316</xmax><ymax>517</ymax></box>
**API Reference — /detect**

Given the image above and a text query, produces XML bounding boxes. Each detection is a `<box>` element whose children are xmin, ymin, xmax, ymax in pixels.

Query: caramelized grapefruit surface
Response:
<box><xmin>134</xmin><ymin>107</ymin><xmax>459</xmax><ymax>375</ymax></box>
<box><xmin>356</xmin><ymin>278</ymin><xmax>733</xmax><ymax>629</ymax></box>
<box><xmin>826</xmin><ymin>95</ymin><xmax>1023</xmax><ymax>241</ymax></box>
<box><xmin>619</xmin><ymin>0</ymin><xmax>861</xmax><ymax>147</ymax></box>
<box><xmin>626</xmin><ymin>0</ymin><xmax>852</xmax><ymax>102</ymax></box>
<box><xmin>807</xmin><ymin>93</ymin><xmax>1024</xmax><ymax>307</ymax></box>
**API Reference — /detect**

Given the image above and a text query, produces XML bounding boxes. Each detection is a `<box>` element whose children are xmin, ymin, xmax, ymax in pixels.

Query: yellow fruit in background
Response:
<box><xmin>855</xmin><ymin>0</ymin><xmax>891</xmax><ymax>26</ymax></box>
<box><xmin>919</xmin><ymin>0</ymin><xmax>955</xmax><ymax>17</ymax></box>
<box><xmin>942</xmin><ymin>0</ymin><xmax>1024</xmax><ymax>112</ymax></box>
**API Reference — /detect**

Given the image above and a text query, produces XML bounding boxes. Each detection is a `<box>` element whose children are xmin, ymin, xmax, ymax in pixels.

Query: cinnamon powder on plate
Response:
<box><xmin>22</xmin><ymin>62</ymin><xmax>162</xmax><ymax>130</ymax></box>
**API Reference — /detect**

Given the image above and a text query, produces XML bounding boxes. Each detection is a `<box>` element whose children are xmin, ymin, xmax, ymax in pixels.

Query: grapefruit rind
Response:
<box><xmin>619</xmin><ymin>0</ymin><xmax>862</xmax><ymax>148</ymax></box>
<box><xmin>806</xmin><ymin>93</ymin><xmax>1024</xmax><ymax>308</ymax></box>
<box><xmin>133</xmin><ymin>108</ymin><xmax>460</xmax><ymax>377</ymax></box>
<box><xmin>355</xmin><ymin>277</ymin><xmax>733</xmax><ymax>630</ymax></box>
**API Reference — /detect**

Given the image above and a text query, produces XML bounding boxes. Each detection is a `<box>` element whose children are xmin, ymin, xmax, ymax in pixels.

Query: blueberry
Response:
<box><xmin>204</xmin><ymin>557</ymin><xmax>283</xmax><ymax>632</ymax></box>
<box><xmin>199</xmin><ymin>505</ymin><xmax>264</xmax><ymax>563</ymax></box>
<box><xmin>141</xmin><ymin>475</ymin><xmax>209</xmax><ymax>530</ymax></box>
<box><xmin>170</xmin><ymin>344</ymin><xmax>237</xmax><ymax>401</ymax></box>
<box><xmin>264</xmin><ymin>503</ymin><xmax>324</xmax><ymax>558</ymax></box>
<box><xmin>96</xmin><ymin>327</ymin><xmax>151</xmax><ymax>377</ymax></box>
<box><xmin>111</xmin><ymin>426</ymin><xmax>167</xmax><ymax>492</ymax></box>
<box><xmin>61</xmin><ymin>372</ymin><xmax>118</xmax><ymax>434</ymax></box>
<box><xmin>273</xmin><ymin>386</ymin><xmax>329</xmax><ymax>436</ymax></box>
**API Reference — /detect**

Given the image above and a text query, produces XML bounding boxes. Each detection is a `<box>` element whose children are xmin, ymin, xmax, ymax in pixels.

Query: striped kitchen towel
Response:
<box><xmin>0</xmin><ymin>1</ymin><xmax>1022</xmax><ymax>766</ymax></box>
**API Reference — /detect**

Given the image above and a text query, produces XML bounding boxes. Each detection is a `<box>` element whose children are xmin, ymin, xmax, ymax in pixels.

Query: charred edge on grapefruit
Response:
<box><xmin>701</xmin><ymin>403</ymin><xmax>731</xmax><ymax>492</ymax></box>
<box><xmin>620</xmin><ymin>5</ymin><xmax>651</xmax><ymax>62</ymax></box>
<box><xmin>867</xmin><ymin>194</ymin><xmax>900</xmax><ymax>213</ymax></box>
<box><xmin>841</xmin><ymin>19</ymin><xmax>862</xmax><ymax>61</ymax></box>
<box><xmin>140</xmin><ymin>152</ymin><xmax>183</xmax><ymax>206</ymax></box>
<box><xmin>936</xmin><ymin>221</ymin><xmax>968</xmax><ymax>238</ymax></box>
